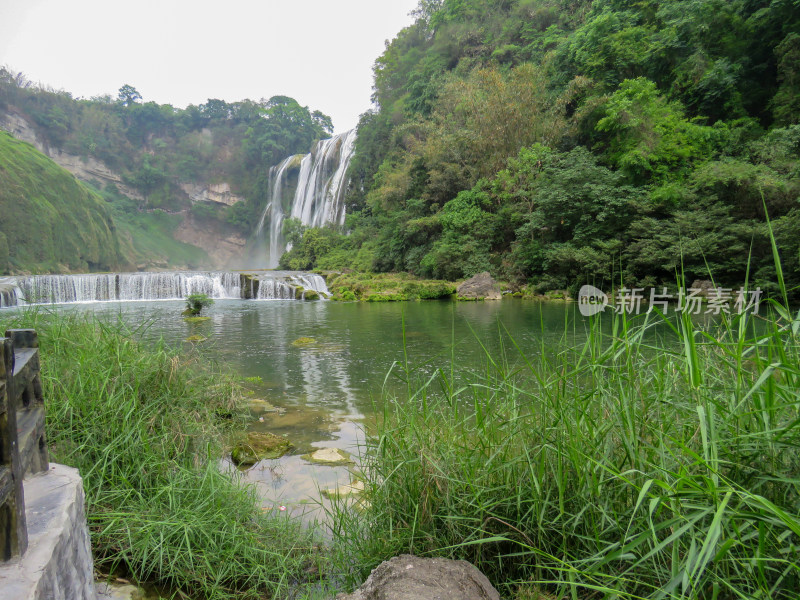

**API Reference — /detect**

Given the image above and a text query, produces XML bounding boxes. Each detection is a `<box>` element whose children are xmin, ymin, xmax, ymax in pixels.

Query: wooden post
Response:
<box><xmin>6</xmin><ymin>330</ymin><xmax>48</xmax><ymax>476</ymax></box>
<box><xmin>0</xmin><ymin>336</ymin><xmax>28</xmax><ymax>561</ymax></box>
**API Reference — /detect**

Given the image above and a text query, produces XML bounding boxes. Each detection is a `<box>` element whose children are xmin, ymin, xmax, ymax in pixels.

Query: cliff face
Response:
<box><xmin>0</xmin><ymin>131</ymin><xmax>124</xmax><ymax>274</ymax></box>
<box><xmin>0</xmin><ymin>109</ymin><xmax>248</xmax><ymax>271</ymax></box>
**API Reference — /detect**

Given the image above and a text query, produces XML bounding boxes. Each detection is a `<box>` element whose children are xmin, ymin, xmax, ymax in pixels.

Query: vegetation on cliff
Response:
<box><xmin>284</xmin><ymin>0</ymin><xmax>800</xmax><ymax>298</ymax></box>
<box><xmin>0</xmin><ymin>69</ymin><xmax>333</xmax><ymax>260</ymax></box>
<box><xmin>0</xmin><ymin>131</ymin><xmax>123</xmax><ymax>273</ymax></box>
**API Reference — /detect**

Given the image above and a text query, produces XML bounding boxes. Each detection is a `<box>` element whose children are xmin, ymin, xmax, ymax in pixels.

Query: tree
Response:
<box><xmin>117</xmin><ymin>84</ymin><xmax>142</xmax><ymax>107</ymax></box>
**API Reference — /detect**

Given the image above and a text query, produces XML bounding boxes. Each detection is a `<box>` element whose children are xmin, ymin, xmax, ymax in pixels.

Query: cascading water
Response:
<box><xmin>291</xmin><ymin>129</ymin><xmax>357</xmax><ymax>228</ymax></box>
<box><xmin>0</xmin><ymin>271</ymin><xmax>330</xmax><ymax>307</ymax></box>
<box><xmin>255</xmin><ymin>155</ymin><xmax>299</xmax><ymax>269</ymax></box>
<box><xmin>255</xmin><ymin>129</ymin><xmax>357</xmax><ymax>268</ymax></box>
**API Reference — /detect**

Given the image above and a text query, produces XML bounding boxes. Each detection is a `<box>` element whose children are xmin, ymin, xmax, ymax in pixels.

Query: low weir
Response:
<box><xmin>0</xmin><ymin>271</ymin><xmax>329</xmax><ymax>308</ymax></box>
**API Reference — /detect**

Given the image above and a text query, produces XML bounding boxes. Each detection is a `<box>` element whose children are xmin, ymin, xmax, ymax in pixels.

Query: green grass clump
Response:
<box><xmin>1</xmin><ymin>309</ymin><xmax>321</xmax><ymax>598</ymax></box>
<box><xmin>329</xmin><ymin>302</ymin><xmax>800</xmax><ymax>598</ymax></box>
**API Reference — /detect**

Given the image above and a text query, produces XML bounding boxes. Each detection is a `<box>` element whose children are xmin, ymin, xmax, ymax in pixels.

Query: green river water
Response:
<box><xmin>50</xmin><ymin>298</ymin><xmax>590</xmax><ymax>519</ymax></box>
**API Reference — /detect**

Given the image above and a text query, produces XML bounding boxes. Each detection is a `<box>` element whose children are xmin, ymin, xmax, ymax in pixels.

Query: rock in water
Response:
<box><xmin>336</xmin><ymin>554</ymin><xmax>500</xmax><ymax>600</ymax></box>
<box><xmin>302</xmin><ymin>447</ymin><xmax>353</xmax><ymax>466</ymax></box>
<box><xmin>456</xmin><ymin>272</ymin><xmax>502</xmax><ymax>300</ymax></box>
<box><xmin>231</xmin><ymin>432</ymin><xmax>293</xmax><ymax>465</ymax></box>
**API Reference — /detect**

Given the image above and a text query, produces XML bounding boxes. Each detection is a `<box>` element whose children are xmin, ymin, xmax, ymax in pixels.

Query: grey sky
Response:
<box><xmin>0</xmin><ymin>0</ymin><xmax>419</xmax><ymax>133</ymax></box>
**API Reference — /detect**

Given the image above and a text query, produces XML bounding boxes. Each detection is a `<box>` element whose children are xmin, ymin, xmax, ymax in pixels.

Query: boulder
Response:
<box><xmin>336</xmin><ymin>554</ymin><xmax>500</xmax><ymax>600</ymax></box>
<box><xmin>457</xmin><ymin>272</ymin><xmax>501</xmax><ymax>301</ymax></box>
<box><xmin>231</xmin><ymin>431</ymin><xmax>293</xmax><ymax>466</ymax></box>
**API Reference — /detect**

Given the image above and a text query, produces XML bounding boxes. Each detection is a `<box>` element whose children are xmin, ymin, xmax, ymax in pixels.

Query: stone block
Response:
<box><xmin>0</xmin><ymin>464</ymin><xmax>97</xmax><ymax>600</ymax></box>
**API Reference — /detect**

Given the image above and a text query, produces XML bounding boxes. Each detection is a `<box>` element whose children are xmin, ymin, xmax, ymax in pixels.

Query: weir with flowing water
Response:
<box><xmin>254</xmin><ymin>129</ymin><xmax>357</xmax><ymax>268</ymax></box>
<box><xmin>0</xmin><ymin>271</ymin><xmax>329</xmax><ymax>308</ymax></box>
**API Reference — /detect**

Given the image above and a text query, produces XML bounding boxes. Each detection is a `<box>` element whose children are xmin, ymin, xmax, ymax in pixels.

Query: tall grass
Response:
<box><xmin>329</xmin><ymin>299</ymin><xmax>800</xmax><ymax>598</ymax></box>
<box><xmin>1</xmin><ymin>309</ymin><xmax>321</xmax><ymax>599</ymax></box>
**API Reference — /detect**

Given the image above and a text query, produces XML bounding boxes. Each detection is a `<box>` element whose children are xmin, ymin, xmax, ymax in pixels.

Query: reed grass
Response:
<box><xmin>1</xmin><ymin>309</ymin><xmax>322</xmax><ymax>599</ymax></box>
<box><xmin>329</xmin><ymin>299</ymin><xmax>800</xmax><ymax>598</ymax></box>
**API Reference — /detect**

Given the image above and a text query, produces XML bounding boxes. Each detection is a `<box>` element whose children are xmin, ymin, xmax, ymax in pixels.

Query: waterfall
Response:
<box><xmin>256</xmin><ymin>129</ymin><xmax>357</xmax><ymax>267</ymax></box>
<box><xmin>255</xmin><ymin>155</ymin><xmax>300</xmax><ymax>270</ymax></box>
<box><xmin>0</xmin><ymin>271</ymin><xmax>330</xmax><ymax>307</ymax></box>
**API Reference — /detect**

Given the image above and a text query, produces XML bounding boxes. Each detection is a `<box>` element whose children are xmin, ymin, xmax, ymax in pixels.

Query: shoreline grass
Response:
<box><xmin>327</xmin><ymin>302</ymin><xmax>800</xmax><ymax>599</ymax></box>
<box><xmin>1</xmin><ymin>308</ymin><xmax>323</xmax><ymax>599</ymax></box>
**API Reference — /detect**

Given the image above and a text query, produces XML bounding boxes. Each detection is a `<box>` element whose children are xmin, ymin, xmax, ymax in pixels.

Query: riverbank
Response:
<box><xmin>0</xmin><ymin>309</ymin><xmax>323</xmax><ymax>599</ymax></box>
<box><xmin>326</xmin><ymin>302</ymin><xmax>800</xmax><ymax>598</ymax></box>
<box><xmin>3</xmin><ymin>296</ymin><xmax>797</xmax><ymax>599</ymax></box>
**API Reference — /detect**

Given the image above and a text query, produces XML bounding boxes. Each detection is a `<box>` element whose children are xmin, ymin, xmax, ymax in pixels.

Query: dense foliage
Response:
<box><xmin>282</xmin><ymin>0</ymin><xmax>800</xmax><ymax>297</ymax></box>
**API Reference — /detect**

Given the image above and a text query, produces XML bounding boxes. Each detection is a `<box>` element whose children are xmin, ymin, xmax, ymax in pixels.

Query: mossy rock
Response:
<box><xmin>231</xmin><ymin>432</ymin><xmax>293</xmax><ymax>466</ymax></box>
<box><xmin>303</xmin><ymin>290</ymin><xmax>320</xmax><ymax>301</ymax></box>
<box><xmin>301</xmin><ymin>447</ymin><xmax>353</xmax><ymax>466</ymax></box>
<box><xmin>185</xmin><ymin>335</ymin><xmax>207</xmax><ymax>342</ymax></box>
<box><xmin>292</xmin><ymin>337</ymin><xmax>317</xmax><ymax>346</ymax></box>
<box><xmin>184</xmin><ymin>316</ymin><xmax>211</xmax><ymax>323</ymax></box>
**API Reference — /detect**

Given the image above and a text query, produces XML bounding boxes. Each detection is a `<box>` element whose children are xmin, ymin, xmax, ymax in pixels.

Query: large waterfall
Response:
<box><xmin>0</xmin><ymin>271</ymin><xmax>330</xmax><ymax>307</ymax></box>
<box><xmin>255</xmin><ymin>129</ymin><xmax>357</xmax><ymax>268</ymax></box>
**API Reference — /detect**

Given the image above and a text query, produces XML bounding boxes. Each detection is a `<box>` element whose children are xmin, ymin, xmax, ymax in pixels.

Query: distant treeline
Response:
<box><xmin>279</xmin><ymin>0</ymin><xmax>800</xmax><ymax>298</ymax></box>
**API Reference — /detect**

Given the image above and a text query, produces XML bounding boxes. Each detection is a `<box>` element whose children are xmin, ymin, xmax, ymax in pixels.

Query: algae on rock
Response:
<box><xmin>231</xmin><ymin>432</ymin><xmax>293</xmax><ymax>466</ymax></box>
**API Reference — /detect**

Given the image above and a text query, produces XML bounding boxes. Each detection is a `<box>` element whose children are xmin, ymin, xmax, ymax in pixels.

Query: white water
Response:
<box><xmin>256</xmin><ymin>129</ymin><xmax>357</xmax><ymax>267</ymax></box>
<box><xmin>0</xmin><ymin>271</ymin><xmax>330</xmax><ymax>307</ymax></box>
<box><xmin>255</xmin><ymin>155</ymin><xmax>299</xmax><ymax>269</ymax></box>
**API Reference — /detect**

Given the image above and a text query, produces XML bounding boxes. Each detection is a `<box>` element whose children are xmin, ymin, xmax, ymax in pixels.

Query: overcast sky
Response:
<box><xmin>0</xmin><ymin>0</ymin><xmax>419</xmax><ymax>133</ymax></box>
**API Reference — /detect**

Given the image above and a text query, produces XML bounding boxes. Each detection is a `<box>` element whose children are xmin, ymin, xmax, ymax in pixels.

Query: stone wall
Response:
<box><xmin>0</xmin><ymin>464</ymin><xmax>97</xmax><ymax>600</ymax></box>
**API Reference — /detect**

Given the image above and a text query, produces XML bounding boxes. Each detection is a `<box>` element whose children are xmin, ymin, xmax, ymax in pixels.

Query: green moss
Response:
<box><xmin>231</xmin><ymin>432</ymin><xmax>293</xmax><ymax>466</ymax></box>
<box><xmin>291</xmin><ymin>337</ymin><xmax>317</xmax><ymax>346</ymax></box>
<box><xmin>0</xmin><ymin>131</ymin><xmax>123</xmax><ymax>274</ymax></box>
<box><xmin>183</xmin><ymin>316</ymin><xmax>211</xmax><ymax>323</ymax></box>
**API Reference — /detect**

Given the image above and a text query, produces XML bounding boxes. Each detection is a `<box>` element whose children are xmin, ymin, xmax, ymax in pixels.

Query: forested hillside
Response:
<box><xmin>0</xmin><ymin>69</ymin><xmax>333</xmax><ymax>273</ymax></box>
<box><xmin>0</xmin><ymin>131</ymin><xmax>123</xmax><ymax>273</ymax></box>
<box><xmin>282</xmin><ymin>0</ymin><xmax>800</xmax><ymax>297</ymax></box>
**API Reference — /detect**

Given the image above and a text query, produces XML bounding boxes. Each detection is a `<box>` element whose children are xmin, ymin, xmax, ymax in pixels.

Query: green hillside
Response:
<box><xmin>0</xmin><ymin>131</ymin><xmax>123</xmax><ymax>274</ymax></box>
<box><xmin>281</xmin><ymin>0</ymin><xmax>800</xmax><ymax>297</ymax></box>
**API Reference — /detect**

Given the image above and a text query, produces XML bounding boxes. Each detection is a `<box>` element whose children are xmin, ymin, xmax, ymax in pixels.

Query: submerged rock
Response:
<box><xmin>301</xmin><ymin>447</ymin><xmax>353</xmax><ymax>466</ymax></box>
<box><xmin>456</xmin><ymin>272</ymin><xmax>501</xmax><ymax>301</ymax></box>
<box><xmin>185</xmin><ymin>335</ymin><xmax>207</xmax><ymax>342</ymax></box>
<box><xmin>335</xmin><ymin>554</ymin><xmax>500</xmax><ymax>600</ymax></box>
<box><xmin>231</xmin><ymin>432</ymin><xmax>293</xmax><ymax>465</ymax></box>
<box><xmin>183</xmin><ymin>316</ymin><xmax>211</xmax><ymax>323</ymax></box>
<box><xmin>321</xmin><ymin>479</ymin><xmax>364</xmax><ymax>499</ymax></box>
<box><xmin>292</xmin><ymin>337</ymin><xmax>317</xmax><ymax>346</ymax></box>
<box><xmin>247</xmin><ymin>398</ymin><xmax>278</xmax><ymax>412</ymax></box>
